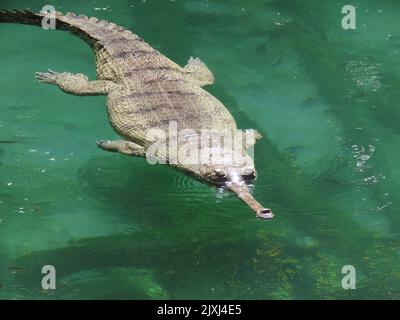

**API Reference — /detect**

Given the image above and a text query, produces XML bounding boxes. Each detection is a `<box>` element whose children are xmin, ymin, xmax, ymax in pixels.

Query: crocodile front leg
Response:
<box><xmin>35</xmin><ymin>69</ymin><xmax>114</xmax><ymax>96</ymax></box>
<box><xmin>96</xmin><ymin>140</ymin><xmax>145</xmax><ymax>157</ymax></box>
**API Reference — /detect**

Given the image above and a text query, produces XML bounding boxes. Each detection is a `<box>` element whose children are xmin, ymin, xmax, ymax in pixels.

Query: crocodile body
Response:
<box><xmin>0</xmin><ymin>10</ymin><xmax>274</xmax><ymax>219</ymax></box>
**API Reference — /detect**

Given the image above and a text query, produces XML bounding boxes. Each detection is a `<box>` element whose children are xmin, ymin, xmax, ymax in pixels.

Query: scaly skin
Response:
<box><xmin>0</xmin><ymin>10</ymin><xmax>274</xmax><ymax>219</ymax></box>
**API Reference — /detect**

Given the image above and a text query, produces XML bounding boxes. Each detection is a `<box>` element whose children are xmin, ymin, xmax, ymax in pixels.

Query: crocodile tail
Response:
<box><xmin>0</xmin><ymin>9</ymin><xmax>139</xmax><ymax>49</ymax></box>
<box><xmin>0</xmin><ymin>9</ymin><xmax>102</xmax><ymax>47</ymax></box>
<box><xmin>0</xmin><ymin>9</ymin><xmax>42</xmax><ymax>25</ymax></box>
<box><xmin>0</xmin><ymin>9</ymin><xmax>142</xmax><ymax>80</ymax></box>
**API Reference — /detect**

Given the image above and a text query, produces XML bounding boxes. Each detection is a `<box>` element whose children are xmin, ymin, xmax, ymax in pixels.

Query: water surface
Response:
<box><xmin>0</xmin><ymin>0</ymin><xmax>399</xmax><ymax>299</ymax></box>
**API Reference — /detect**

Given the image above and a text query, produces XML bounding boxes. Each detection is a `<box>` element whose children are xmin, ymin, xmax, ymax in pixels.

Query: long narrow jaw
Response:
<box><xmin>229</xmin><ymin>182</ymin><xmax>274</xmax><ymax>219</ymax></box>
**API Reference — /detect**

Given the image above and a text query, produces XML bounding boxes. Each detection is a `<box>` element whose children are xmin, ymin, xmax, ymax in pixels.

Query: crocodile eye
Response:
<box><xmin>203</xmin><ymin>168</ymin><xmax>227</xmax><ymax>182</ymax></box>
<box><xmin>210</xmin><ymin>169</ymin><xmax>228</xmax><ymax>183</ymax></box>
<box><xmin>242</xmin><ymin>167</ymin><xmax>257</xmax><ymax>180</ymax></box>
<box><xmin>214</xmin><ymin>169</ymin><xmax>227</xmax><ymax>178</ymax></box>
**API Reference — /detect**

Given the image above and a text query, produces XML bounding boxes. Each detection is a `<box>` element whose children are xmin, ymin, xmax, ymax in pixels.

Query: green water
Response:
<box><xmin>0</xmin><ymin>0</ymin><xmax>399</xmax><ymax>300</ymax></box>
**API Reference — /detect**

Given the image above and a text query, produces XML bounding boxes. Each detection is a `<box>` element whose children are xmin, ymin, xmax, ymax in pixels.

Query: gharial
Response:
<box><xmin>0</xmin><ymin>9</ymin><xmax>274</xmax><ymax>219</ymax></box>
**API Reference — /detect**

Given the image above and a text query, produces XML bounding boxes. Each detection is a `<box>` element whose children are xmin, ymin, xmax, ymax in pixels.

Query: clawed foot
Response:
<box><xmin>96</xmin><ymin>140</ymin><xmax>113</xmax><ymax>150</ymax></box>
<box><xmin>35</xmin><ymin>69</ymin><xmax>60</xmax><ymax>84</ymax></box>
<box><xmin>96</xmin><ymin>140</ymin><xmax>145</xmax><ymax>156</ymax></box>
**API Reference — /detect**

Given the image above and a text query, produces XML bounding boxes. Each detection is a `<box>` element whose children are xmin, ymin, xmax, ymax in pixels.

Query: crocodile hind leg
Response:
<box><xmin>35</xmin><ymin>69</ymin><xmax>114</xmax><ymax>96</ymax></box>
<box><xmin>183</xmin><ymin>57</ymin><xmax>214</xmax><ymax>86</ymax></box>
<box><xmin>96</xmin><ymin>140</ymin><xmax>145</xmax><ymax>157</ymax></box>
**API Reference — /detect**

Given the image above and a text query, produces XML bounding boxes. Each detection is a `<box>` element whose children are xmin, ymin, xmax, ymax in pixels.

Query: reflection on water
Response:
<box><xmin>0</xmin><ymin>0</ymin><xmax>400</xmax><ymax>299</ymax></box>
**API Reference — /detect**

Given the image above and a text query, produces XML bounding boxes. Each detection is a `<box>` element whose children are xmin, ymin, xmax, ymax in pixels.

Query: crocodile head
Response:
<box><xmin>201</xmin><ymin>164</ymin><xmax>274</xmax><ymax>220</ymax></box>
<box><xmin>181</xmin><ymin>145</ymin><xmax>274</xmax><ymax>220</ymax></box>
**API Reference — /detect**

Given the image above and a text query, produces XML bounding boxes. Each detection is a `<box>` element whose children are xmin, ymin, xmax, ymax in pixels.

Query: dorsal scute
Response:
<box><xmin>106</xmin><ymin>22</ymin><xmax>117</xmax><ymax>30</ymax></box>
<box><xmin>60</xmin><ymin>12</ymin><xmax>139</xmax><ymax>43</ymax></box>
<box><xmin>52</xmin><ymin>12</ymin><xmax>180</xmax><ymax>81</ymax></box>
<box><xmin>97</xmin><ymin>19</ymin><xmax>108</xmax><ymax>27</ymax></box>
